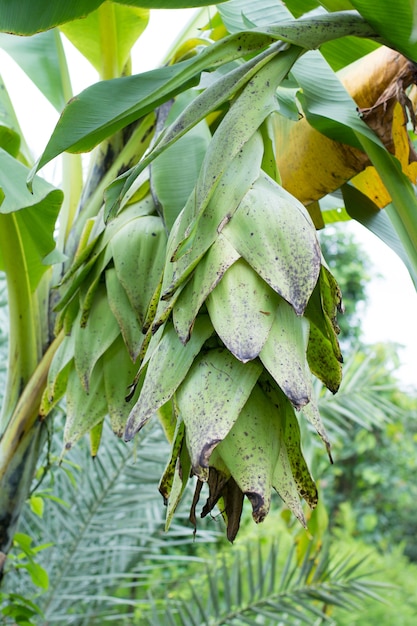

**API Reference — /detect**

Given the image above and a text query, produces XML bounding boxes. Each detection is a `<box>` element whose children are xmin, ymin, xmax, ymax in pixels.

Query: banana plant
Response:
<box><xmin>1</xmin><ymin>0</ymin><xmax>417</xmax><ymax>579</ymax></box>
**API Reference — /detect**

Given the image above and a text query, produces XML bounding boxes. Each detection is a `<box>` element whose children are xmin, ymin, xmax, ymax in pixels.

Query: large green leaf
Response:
<box><xmin>320</xmin><ymin>36</ymin><xmax>379</xmax><ymax>71</ymax></box>
<box><xmin>284</xmin><ymin>0</ymin><xmax>320</xmax><ymax>17</ymax></box>
<box><xmin>350</xmin><ymin>0</ymin><xmax>417</xmax><ymax>63</ymax></box>
<box><xmin>0</xmin><ymin>149</ymin><xmax>63</xmax><ymax>290</ymax></box>
<box><xmin>0</xmin><ymin>30</ymin><xmax>70</xmax><ymax>111</ymax></box>
<box><xmin>0</xmin><ymin>0</ymin><xmax>103</xmax><ymax>35</ymax></box>
<box><xmin>60</xmin><ymin>3</ymin><xmax>149</xmax><ymax>78</ymax></box>
<box><xmin>0</xmin><ymin>0</ymin><xmax>226</xmax><ymax>35</ymax></box>
<box><xmin>30</xmin><ymin>30</ymin><xmax>277</xmax><ymax>177</ymax></box>
<box><xmin>218</xmin><ymin>0</ymin><xmax>293</xmax><ymax>33</ymax></box>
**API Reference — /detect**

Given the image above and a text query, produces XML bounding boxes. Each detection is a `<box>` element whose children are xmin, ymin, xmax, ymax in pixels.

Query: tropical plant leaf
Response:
<box><xmin>320</xmin><ymin>35</ymin><xmax>380</xmax><ymax>71</ymax></box>
<box><xmin>0</xmin><ymin>149</ymin><xmax>63</xmax><ymax>290</ymax></box>
<box><xmin>350</xmin><ymin>0</ymin><xmax>417</xmax><ymax>62</ymax></box>
<box><xmin>0</xmin><ymin>0</ymin><xmax>227</xmax><ymax>35</ymax></box>
<box><xmin>60</xmin><ymin>4</ymin><xmax>149</xmax><ymax>78</ymax></box>
<box><xmin>217</xmin><ymin>0</ymin><xmax>293</xmax><ymax>33</ymax></box>
<box><xmin>0</xmin><ymin>74</ymin><xmax>24</xmax><ymax>158</ymax></box>
<box><xmin>283</xmin><ymin>0</ymin><xmax>320</xmax><ymax>18</ymax></box>
<box><xmin>30</xmin><ymin>30</ymin><xmax>277</xmax><ymax>176</ymax></box>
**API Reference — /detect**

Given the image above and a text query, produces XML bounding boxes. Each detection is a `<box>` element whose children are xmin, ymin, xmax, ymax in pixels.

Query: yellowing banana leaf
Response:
<box><xmin>342</xmin><ymin>183</ymin><xmax>417</xmax><ymax>289</ymax></box>
<box><xmin>124</xmin><ymin>315</ymin><xmax>214</xmax><ymax>440</ymax></box>
<box><xmin>0</xmin><ymin>30</ymin><xmax>70</xmax><ymax>111</ymax></box>
<box><xmin>293</xmin><ymin>51</ymin><xmax>380</xmax><ymax>149</ymax></box>
<box><xmin>276</xmin><ymin>46</ymin><xmax>414</xmax><ymax>207</ymax></box>
<box><xmin>176</xmin><ymin>348</ymin><xmax>262</xmax><ymax>479</ymax></box>
<box><xmin>61</xmin><ymin>4</ymin><xmax>149</xmax><ymax>78</ymax></box>
<box><xmin>0</xmin><ymin>150</ymin><xmax>63</xmax><ymax>291</ymax></box>
<box><xmin>206</xmin><ymin>259</ymin><xmax>281</xmax><ymax>363</ymax></box>
<box><xmin>352</xmin><ymin>102</ymin><xmax>417</xmax><ymax>207</ymax></box>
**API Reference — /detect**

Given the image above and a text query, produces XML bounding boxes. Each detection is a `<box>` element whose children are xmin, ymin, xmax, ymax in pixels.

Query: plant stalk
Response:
<box><xmin>0</xmin><ymin>213</ymin><xmax>40</xmax><ymax>432</ymax></box>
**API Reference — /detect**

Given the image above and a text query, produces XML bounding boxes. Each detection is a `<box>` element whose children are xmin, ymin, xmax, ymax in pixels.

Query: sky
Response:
<box><xmin>0</xmin><ymin>7</ymin><xmax>416</xmax><ymax>390</ymax></box>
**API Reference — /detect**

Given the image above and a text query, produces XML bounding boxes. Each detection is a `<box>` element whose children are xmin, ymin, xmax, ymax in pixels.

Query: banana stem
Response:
<box><xmin>0</xmin><ymin>213</ymin><xmax>40</xmax><ymax>432</ymax></box>
<box><xmin>98</xmin><ymin>1</ymin><xmax>119</xmax><ymax>80</ymax></box>
<box><xmin>53</xmin><ymin>29</ymin><xmax>84</xmax><ymax>253</ymax></box>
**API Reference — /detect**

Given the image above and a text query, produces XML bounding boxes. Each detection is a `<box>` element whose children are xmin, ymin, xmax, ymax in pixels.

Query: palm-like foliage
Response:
<box><xmin>145</xmin><ymin>540</ymin><xmax>385</xmax><ymax>626</ymax></box>
<box><xmin>316</xmin><ymin>346</ymin><xmax>404</xmax><ymax>439</ymax></box>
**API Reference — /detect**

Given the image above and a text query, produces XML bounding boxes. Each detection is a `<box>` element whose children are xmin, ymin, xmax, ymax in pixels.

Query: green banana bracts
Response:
<box><xmin>41</xmin><ymin>189</ymin><xmax>168</xmax><ymax>451</ymax></box>
<box><xmin>43</xmin><ymin>42</ymin><xmax>343</xmax><ymax>541</ymax></box>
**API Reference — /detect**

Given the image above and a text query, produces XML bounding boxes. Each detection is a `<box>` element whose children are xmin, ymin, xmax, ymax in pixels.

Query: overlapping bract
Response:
<box><xmin>41</xmin><ymin>192</ymin><xmax>168</xmax><ymax>448</ymax></box>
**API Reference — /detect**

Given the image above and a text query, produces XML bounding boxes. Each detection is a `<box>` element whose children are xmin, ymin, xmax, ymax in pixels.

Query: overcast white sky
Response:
<box><xmin>0</xmin><ymin>7</ymin><xmax>416</xmax><ymax>389</ymax></box>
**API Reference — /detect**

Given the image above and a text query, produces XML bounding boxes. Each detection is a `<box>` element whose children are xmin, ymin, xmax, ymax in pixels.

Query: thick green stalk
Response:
<box><xmin>356</xmin><ymin>133</ymin><xmax>417</xmax><ymax>284</ymax></box>
<box><xmin>54</xmin><ymin>29</ymin><xmax>83</xmax><ymax>254</ymax></box>
<box><xmin>0</xmin><ymin>213</ymin><xmax>40</xmax><ymax>432</ymax></box>
<box><xmin>98</xmin><ymin>1</ymin><xmax>119</xmax><ymax>80</ymax></box>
